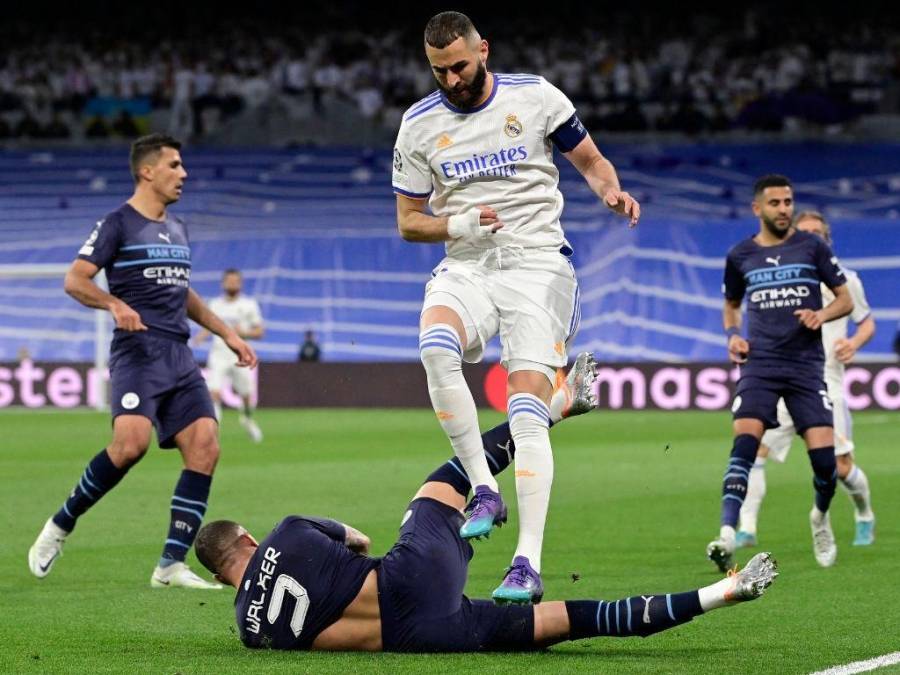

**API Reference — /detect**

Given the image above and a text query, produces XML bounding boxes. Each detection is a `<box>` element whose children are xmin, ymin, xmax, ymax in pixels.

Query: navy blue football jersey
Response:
<box><xmin>723</xmin><ymin>230</ymin><xmax>846</xmax><ymax>373</ymax></box>
<box><xmin>234</xmin><ymin>516</ymin><xmax>379</xmax><ymax>650</ymax></box>
<box><xmin>77</xmin><ymin>203</ymin><xmax>192</xmax><ymax>341</ymax></box>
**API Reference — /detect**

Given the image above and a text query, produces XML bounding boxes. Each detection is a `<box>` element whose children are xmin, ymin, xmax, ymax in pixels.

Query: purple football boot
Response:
<box><xmin>492</xmin><ymin>555</ymin><xmax>544</xmax><ymax>604</ymax></box>
<box><xmin>459</xmin><ymin>485</ymin><xmax>508</xmax><ymax>540</ymax></box>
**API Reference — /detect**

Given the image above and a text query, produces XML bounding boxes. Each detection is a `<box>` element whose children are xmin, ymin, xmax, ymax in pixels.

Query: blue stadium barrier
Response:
<box><xmin>0</xmin><ymin>145</ymin><xmax>898</xmax><ymax>362</ymax></box>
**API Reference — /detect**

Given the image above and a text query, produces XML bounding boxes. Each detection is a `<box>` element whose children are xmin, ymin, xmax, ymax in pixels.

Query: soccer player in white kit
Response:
<box><xmin>736</xmin><ymin>212</ymin><xmax>877</xmax><ymax>548</ymax></box>
<box><xmin>393</xmin><ymin>11</ymin><xmax>640</xmax><ymax>604</ymax></box>
<box><xmin>195</xmin><ymin>269</ymin><xmax>265</xmax><ymax>442</ymax></box>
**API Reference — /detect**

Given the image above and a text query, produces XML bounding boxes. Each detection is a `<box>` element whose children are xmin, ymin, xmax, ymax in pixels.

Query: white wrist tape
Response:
<box><xmin>447</xmin><ymin>210</ymin><xmax>490</xmax><ymax>240</ymax></box>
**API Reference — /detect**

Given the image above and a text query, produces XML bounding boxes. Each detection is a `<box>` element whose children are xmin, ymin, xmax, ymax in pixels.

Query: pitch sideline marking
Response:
<box><xmin>809</xmin><ymin>652</ymin><xmax>900</xmax><ymax>675</ymax></box>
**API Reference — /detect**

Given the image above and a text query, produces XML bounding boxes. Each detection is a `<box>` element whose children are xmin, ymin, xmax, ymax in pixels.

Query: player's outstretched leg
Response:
<box><xmin>419</xmin><ymin>318</ymin><xmax>502</xmax><ymax>534</ymax></box>
<box><xmin>425</xmin><ymin>352</ymin><xmax>598</xmax><ymax>507</ymax></box>
<box><xmin>549</xmin><ymin>352</ymin><xmax>599</xmax><ymax>423</ymax></box>
<box><xmin>28</xmin><ymin>418</ymin><xmax>149</xmax><ymax>578</ymax></box>
<box><xmin>548</xmin><ymin>553</ymin><xmax>778</xmax><ymax>646</ymax></box>
<box><xmin>458</xmin><ymin>351</ymin><xmax>599</xmax><ymax>544</ymax></box>
<box><xmin>29</xmin><ymin>448</ymin><xmax>131</xmax><ymax>577</ymax></box>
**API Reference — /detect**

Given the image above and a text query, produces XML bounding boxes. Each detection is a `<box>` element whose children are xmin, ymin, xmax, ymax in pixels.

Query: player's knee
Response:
<box><xmin>107</xmin><ymin>438</ymin><xmax>149</xmax><ymax>467</ymax></box>
<box><xmin>836</xmin><ymin>454</ymin><xmax>853</xmax><ymax>478</ymax></box>
<box><xmin>419</xmin><ymin>325</ymin><xmax>464</xmax><ymax>380</ymax></box>
<box><xmin>185</xmin><ymin>437</ymin><xmax>220</xmax><ymax>473</ymax></box>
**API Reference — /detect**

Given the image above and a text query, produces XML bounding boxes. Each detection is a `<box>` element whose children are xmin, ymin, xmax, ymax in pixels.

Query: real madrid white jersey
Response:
<box><xmin>821</xmin><ymin>268</ymin><xmax>871</xmax><ymax>384</ymax></box>
<box><xmin>208</xmin><ymin>295</ymin><xmax>263</xmax><ymax>358</ymax></box>
<box><xmin>392</xmin><ymin>73</ymin><xmax>581</xmax><ymax>259</ymax></box>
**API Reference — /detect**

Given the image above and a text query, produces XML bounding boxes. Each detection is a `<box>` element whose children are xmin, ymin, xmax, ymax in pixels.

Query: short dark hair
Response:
<box><xmin>194</xmin><ymin>520</ymin><xmax>245</xmax><ymax>576</ymax></box>
<box><xmin>753</xmin><ymin>174</ymin><xmax>792</xmax><ymax>197</ymax></box>
<box><xmin>424</xmin><ymin>11</ymin><xmax>477</xmax><ymax>49</ymax></box>
<box><xmin>223</xmin><ymin>268</ymin><xmax>241</xmax><ymax>278</ymax></box>
<box><xmin>129</xmin><ymin>133</ymin><xmax>182</xmax><ymax>183</ymax></box>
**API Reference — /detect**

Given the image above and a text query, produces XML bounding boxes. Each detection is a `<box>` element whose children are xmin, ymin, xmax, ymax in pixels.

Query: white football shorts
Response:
<box><xmin>421</xmin><ymin>247</ymin><xmax>580</xmax><ymax>374</ymax></box>
<box><xmin>205</xmin><ymin>350</ymin><xmax>253</xmax><ymax>397</ymax></box>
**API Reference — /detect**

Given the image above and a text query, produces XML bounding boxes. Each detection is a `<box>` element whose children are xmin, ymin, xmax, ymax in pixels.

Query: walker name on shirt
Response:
<box><xmin>244</xmin><ymin>546</ymin><xmax>282</xmax><ymax>636</ymax></box>
<box><xmin>439</xmin><ymin>145</ymin><xmax>528</xmax><ymax>184</ymax></box>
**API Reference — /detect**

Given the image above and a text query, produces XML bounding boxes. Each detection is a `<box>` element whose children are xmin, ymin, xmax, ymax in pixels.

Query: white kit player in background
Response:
<box><xmin>195</xmin><ymin>269</ymin><xmax>265</xmax><ymax>442</ymax></box>
<box><xmin>393</xmin><ymin>11</ymin><xmax>639</xmax><ymax>604</ymax></box>
<box><xmin>737</xmin><ymin>212</ymin><xmax>877</xmax><ymax>548</ymax></box>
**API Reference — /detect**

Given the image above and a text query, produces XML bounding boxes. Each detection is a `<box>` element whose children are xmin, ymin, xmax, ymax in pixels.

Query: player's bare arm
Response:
<box><xmin>186</xmin><ymin>289</ymin><xmax>258</xmax><ymax>367</ymax></box>
<box><xmin>64</xmin><ymin>258</ymin><xmax>148</xmax><ymax>331</ymax></box>
<box><xmin>342</xmin><ymin>523</ymin><xmax>371</xmax><ymax>554</ymax></box>
<box><xmin>835</xmin><ymin>315</ymin><xmax>875</xmax><ymax>363</ymax></box>
<box><xmin>794</xmin><ymin>284</ymin><xmax>853</xmax><ymax>330</ymax></box>
<box><xmin>723</xmin><ymin>298</ymin><xmax>748</xmax><ymax>363</ymax></box>
<box><xmin>396</xmin><ymin>194</ymin><xmax>503</xmax><ymax>242</ymax></box>
<box><xmin>564</xmin><ymin>135</ymin><xmax>640</xmax><ymax>227</ymax></box>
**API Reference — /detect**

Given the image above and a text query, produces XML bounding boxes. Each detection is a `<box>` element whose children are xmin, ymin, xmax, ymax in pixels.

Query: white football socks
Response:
<box><xmin>840</xmin><ymin>464</ymin><xmax>874</xmax><ymax>521</ymax></box>
<box><xmin>738</xmin><ymin>457</ymin><xmax>767</xmax><ymax>535</ymax></box>
<box><xmin>419</xmin><ymin>324</ymin><xmax>497</xmax><ymax>492</ymax></box>
<box><xmin>508</xmin><ymin>393</ymin><xmax>553</xmax><ymax>572</ymax></box>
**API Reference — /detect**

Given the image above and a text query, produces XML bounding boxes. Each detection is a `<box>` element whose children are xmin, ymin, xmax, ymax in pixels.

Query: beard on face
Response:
<box><xmin>224</xmin><ymin>288</ymin><xmax>239</xmax><ymax>298</ymax></box>
<box><xmin>761</xmin><ymin>213</ymin><xmax>792</xmax><ymax>239</ymax></box>
<box><xmin>439</xmin><ymin>60</ymin><xmax>487</xmax><ymax>109</ymax></box>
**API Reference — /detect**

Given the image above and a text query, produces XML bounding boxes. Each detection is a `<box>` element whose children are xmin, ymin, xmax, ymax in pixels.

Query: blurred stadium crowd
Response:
<box><xmin>1</xmin><ymin>2</ymin><xmax>899</xmax><ymax>141</ymax></box>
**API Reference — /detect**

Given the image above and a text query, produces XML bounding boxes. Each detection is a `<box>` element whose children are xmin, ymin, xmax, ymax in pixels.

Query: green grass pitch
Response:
<box><xmin>1</xmin><ymin>408</ymin><xmax>897</xmax><ymax>674</ymax></box>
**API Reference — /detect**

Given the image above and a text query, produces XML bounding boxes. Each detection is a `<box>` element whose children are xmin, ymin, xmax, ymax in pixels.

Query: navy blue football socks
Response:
<box><xmin>426</xmin><ymin>422</ymin><xmax>516</xmax><ymax>497</ymax></box>
<box><xmin>52</xmin><ymin>449</ymin><xmax>130</xmax><ymax>532</ymax></box>
<box><xmin>160</xmin><ymin>470</ymin><xmax>212</xmax><ymax>567</ymax></box>
<box><xmin>721</xmin><ymin>434</ymin><xmax>759</xmax><ymax>527</ymax></box>
<box><xmin>808</xmin><ymin>446</ymin><xmax>837</xmax><ymax>513</ymax></box>
<box><xmin>566</xmin><ymin>591</ymin><xmax>703</xmax><ymax>639</ymax></box>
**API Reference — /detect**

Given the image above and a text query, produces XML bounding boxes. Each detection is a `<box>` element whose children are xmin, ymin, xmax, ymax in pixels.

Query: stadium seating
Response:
<box><xmin>1</xmin><ymin>144</ymin><xmax>898</xmax><ymax>362</ymax></box>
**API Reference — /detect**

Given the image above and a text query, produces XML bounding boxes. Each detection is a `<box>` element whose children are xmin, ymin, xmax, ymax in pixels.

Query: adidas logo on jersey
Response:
<box><xmin>436</xmin><ymin>133</ymin><xmax>453</xmax><ymax>149</ymax></box>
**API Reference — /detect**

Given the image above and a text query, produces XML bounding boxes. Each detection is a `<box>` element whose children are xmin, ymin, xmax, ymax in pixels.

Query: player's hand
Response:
<box><xmin>794</xmin><ymin>309</ymin><xmax>824</xmax><ymax>330</ymax></box>
<box><xmin>344</xmin><ymin>525</ymin><xmax>370</xmax><ymax>555</ymax></box>
<box><xmin>602</xmin><ymin>189</ymin><xmax>640</xmax><ymax>227</ymax></box>
<box><xmin>109</xmin><ymin>300</ymin><xmax>147</xmax><ymax>332</ymax></box>
<box><xmin>728</xmin><ymin>335</ymin><xmax>749</xmax><ymax>364</ymax></box>
<box><xmin>446</xmin><ymin>206</ymin><xmax>504</xmax><ymax>241</ymax></box>
<box><xmin>225</xmin><ymin>333</ymin><xmax>258</xmax><ymax>368</ymax></box>
<box><xmin>834</xmin><ymin>337</ymin><xmax>857</xmax><ymax>363</ymax></box>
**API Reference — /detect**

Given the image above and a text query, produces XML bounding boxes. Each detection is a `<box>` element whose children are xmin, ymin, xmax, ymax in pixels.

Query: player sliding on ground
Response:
<box><xmin>393</xmin><ymin>11</ymin><xmax>640</xmax><ymax>604</ymax></box>
<box><xmin>194</xmin><ymin>357</ymin><xmax>777</xmax><ymax>652</ymax></box>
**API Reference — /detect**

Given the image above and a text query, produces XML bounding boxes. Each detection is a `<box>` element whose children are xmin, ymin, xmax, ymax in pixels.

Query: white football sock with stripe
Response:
<box><xmin>419</xmin><ymin>324</ymin><xmax>497</xmax><ymax>492</ymax></box>
<box><xmin>508</xmin><ymin>393</ymin><xmax>553</xmax><ymax>572</ymax></box>
<box><xmin>738</xmin><ymin>457</ymin><xmax>767</xmax><ymax>535</ymax></box>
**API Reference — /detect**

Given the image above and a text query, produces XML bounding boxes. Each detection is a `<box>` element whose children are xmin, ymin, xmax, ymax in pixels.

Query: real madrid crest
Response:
<box><xmin>504</xmin><ymin>113</ymin><xmax>523</xmax><ymax>138</ymax></box>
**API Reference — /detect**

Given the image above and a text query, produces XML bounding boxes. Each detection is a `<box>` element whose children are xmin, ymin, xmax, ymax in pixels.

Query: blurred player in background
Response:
<box><xmin>195</xmin><ymin>269</ymin><xmax>265</xmax><ymax>443</ymax></box>
<box><xmin>27</xmin><ymin>134</ymin><xmax>257</xmax><ymax>589</ymax></box>
<box><xmin>193</xmin><ymin>359</ymin><xmax>777</xmax><ymax>653</ymax></box>
<box><xmin>393</xmin><ymin>11</ymin><xmax>640</xmax><ymax>604</ymax></box>
<box><xmin>707</xmin><ymin>175</ymin><xmax>853</xmax><ymax>572</ymax></box>
<box><xmin>737</xmin><ymin>212</ymin><xmax>876</xmax><ymax>547</ymax></box>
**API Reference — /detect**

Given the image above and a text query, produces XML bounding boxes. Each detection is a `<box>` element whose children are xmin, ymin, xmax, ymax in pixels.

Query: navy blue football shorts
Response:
<box><xmin>109</xmin><ymin>331</ymin><xmax>216</xmax><ymax>448</ymax></box>
<box><xmin>732</xmin><ymin>368</ymin><xmax>833</xmax><ymax>434</ymax></box>
<box><xmin>377</xmin><ymin>497</ymin><xmax>535</xmax><ymax>653</ymax></box>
